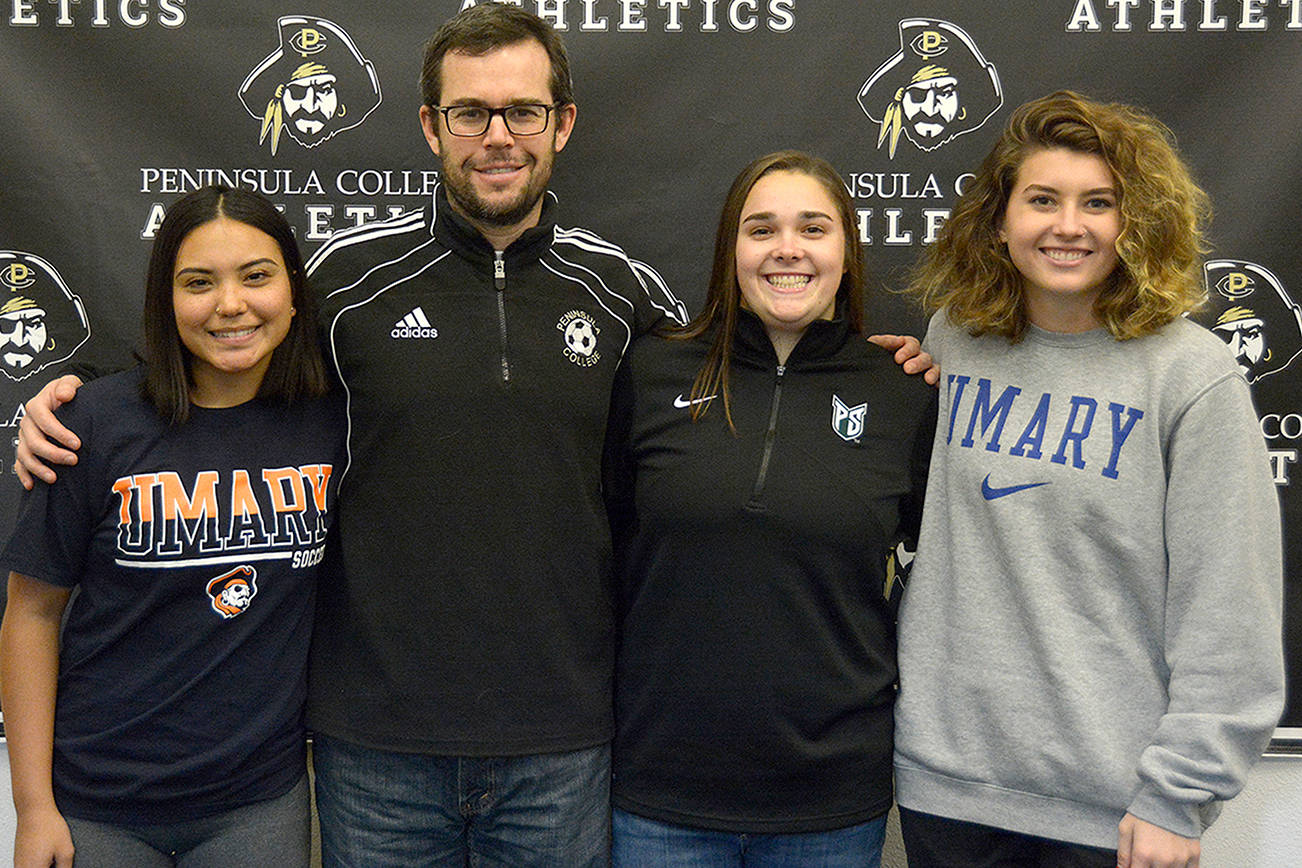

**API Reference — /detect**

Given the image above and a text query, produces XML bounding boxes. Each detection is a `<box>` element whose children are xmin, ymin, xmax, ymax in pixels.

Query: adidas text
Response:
<box><xmin>392</xmin><ymin>325</ymin><xmax>439</xmax><ymax>339</ymax></box>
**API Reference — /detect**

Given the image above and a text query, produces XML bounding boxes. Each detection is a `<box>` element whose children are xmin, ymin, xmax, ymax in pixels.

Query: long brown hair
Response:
<box><xmin>670</xmin><ymin>150</ymin><xmax>865</xmax><ymax>430</ymax></box>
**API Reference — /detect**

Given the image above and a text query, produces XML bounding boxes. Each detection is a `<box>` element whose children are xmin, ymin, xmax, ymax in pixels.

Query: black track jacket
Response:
<box><xmin>304</xmin><ymin>186</ymin><xmax>685</xmax><ymax>754</ymax></box>
<box><xmin>605</xmin><ymin>311</ymin><xmax>935</xmax><ymax>832</ymax></box>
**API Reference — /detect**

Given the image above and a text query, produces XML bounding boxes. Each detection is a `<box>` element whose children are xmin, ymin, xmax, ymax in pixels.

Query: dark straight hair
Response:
<box><xmin>141</xmin><ymin>185</ymin><xmax>327</xmax><ymax>424</ymax></box>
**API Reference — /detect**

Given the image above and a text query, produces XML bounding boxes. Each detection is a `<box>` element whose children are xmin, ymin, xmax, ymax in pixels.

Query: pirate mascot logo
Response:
<box><xmin>0</xmin><ymin>252</ymin><xmax>90</xmax><ymax>383</ymax></box>
<box><xmin>1202</xmin><ymin>259</ymin><xmax>1302</xmax><ymax>384</ymax></box>
<box><xmin>1</xmin><ymin>252</ymin><xmax>89</xmax><ymax>534</ymax></box>
<box><xmin>239</xmin><ymin>16</ymin><xmax>382</xmax><ymax>156</ymax></box>
<box><xmin>858</xmin><ymin>18</ymin><xmax>1002</xmax><ymax>159</ymax></box>
<box><xmin>206</xmin><ymin>566</ymin><xmax>259</xmax><ymax>619</ymax></box>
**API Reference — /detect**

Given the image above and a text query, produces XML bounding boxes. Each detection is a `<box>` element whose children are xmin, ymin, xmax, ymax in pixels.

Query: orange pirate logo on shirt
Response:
<box><xmin>207</xmin><ymin>565</ymin><xmax>259</xmax><ymax>619</ymax></box>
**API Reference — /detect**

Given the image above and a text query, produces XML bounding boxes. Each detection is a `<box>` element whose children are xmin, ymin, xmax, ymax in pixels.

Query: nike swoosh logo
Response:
<box><xmin>673</xmin><ymin>394</ymin><xmax>718</xmax><ymax>408</ymax></box>
<box><xmin>980</xmin><ymin>474</ymin><xmax>1050</xmax><ymax>500</ymax></box>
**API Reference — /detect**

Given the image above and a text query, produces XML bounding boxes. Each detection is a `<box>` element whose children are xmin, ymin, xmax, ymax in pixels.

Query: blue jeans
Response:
<box><xmin>312</xmin><ymin>734</ymin><xmax>610</xmax><ymax>867</ymax></box>
<box><xmin>612</xmin><ymin>808</ymin><xmax>886</xmax><ymax>868</ymax></box>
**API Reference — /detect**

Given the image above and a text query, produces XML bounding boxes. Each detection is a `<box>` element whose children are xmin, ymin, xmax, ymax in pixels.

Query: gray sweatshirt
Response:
<box><xmin>894</xmin><ymin>312</ymin><xmax>1284</xmax><ymax>848</ymax></box>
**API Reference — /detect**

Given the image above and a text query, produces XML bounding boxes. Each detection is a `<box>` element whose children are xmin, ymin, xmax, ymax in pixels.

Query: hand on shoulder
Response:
<box><xmin>15</xmin><ymin>374</ymin><xmax>84</xmax><ymax>489</ymax></box>
<box><xmin>867</xmin><ymin>333</ymin><xmax>939</xmax><ymax>385</ymax></box>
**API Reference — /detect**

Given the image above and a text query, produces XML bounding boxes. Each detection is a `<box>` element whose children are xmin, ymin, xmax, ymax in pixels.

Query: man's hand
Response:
<box><xmin>14</xmin><ymin>375</ymin><xmax>84</xmax><ymax>489</ymax></box>
<box><xmin>1117</xmin><ymin>813</ymin><xmax>1200</xmax><ymax>868</ymax></box>
<box><xmin>868</xmin><ymin>334</ymin><xmax>939</xmax><ymax>385</ymax></box>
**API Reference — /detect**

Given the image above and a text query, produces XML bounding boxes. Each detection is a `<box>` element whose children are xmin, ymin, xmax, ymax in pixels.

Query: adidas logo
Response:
<box><xmin>391</xmin><ymin>307</ymin><xmax>438</xmax><ymax>339</ymax></box>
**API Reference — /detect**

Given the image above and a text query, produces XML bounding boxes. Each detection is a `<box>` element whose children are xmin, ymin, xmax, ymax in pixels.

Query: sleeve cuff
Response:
<box><xmin>1126</xmin><ymin>786</ymin><xmax>1220</xmax><ymax>839</ymax></box>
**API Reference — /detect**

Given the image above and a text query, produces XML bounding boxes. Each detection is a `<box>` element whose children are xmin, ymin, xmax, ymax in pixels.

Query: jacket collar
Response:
<box><xmin>429</xmin><ymin>183</ymin><xmax>557</xmax><ymax>269</ymax></box>
<box><xmin>733</xmin><ymin>307</ymin><xmax>853</xmax><ymax>366</ymax></box>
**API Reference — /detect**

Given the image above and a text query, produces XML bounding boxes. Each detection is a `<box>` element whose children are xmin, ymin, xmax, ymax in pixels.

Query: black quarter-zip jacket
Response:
<box><xmin>303</xmin><ymin>185</ymin><xmax>685</xmax><ymax>754</ymax></box>
<box><xmin>604</xmin><ymin>310</ymin><xmax>935</xmax><ymax>832</ymax></box>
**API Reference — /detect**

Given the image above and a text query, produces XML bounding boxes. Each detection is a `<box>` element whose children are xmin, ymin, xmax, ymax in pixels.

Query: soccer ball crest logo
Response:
<box><xmin>557</xmin><ymin>310</ymin><xmax>601</xmax><ymax>367</ymax></box>
<box><xmin>566</xmin><ymin>319</ymin><xmax>597</xmax><ymax>356</ymax></box>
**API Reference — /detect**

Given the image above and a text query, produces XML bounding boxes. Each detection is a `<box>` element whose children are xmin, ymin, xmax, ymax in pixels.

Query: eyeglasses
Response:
<box><xmin>433</xmin><ymin>103</ymin><xmax>563</xmax><ymax>137</ymax></box>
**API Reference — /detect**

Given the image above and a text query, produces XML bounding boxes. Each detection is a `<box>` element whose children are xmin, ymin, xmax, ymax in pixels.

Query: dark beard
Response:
<box><xmin>442</xmin><ymin>162</ymin><xmax>551</xmax><ymax>228</ymax></box>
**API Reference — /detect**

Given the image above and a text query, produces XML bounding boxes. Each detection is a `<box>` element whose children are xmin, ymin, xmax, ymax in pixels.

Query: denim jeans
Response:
<box><xmin>612</xmin><ymin>808</ymin><xmax>886</xmax><ymax>868</ymax></box>
<box><xmin>63</xmin><ymin>774</ymin><xmax>310</xmax><ymax>868</ymax></box>
<box><xmin>312</xmin><ymin>734</ymin><xmax>610</xmax><ymax>867</ymax></box>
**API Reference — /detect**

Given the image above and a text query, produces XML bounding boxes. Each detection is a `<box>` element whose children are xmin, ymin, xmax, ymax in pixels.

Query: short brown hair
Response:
<box><xmin>911</xmin><ymin>90</ymin><xmax>1210</xmax><ymax>341</ymax></box>
<box><xmin>419</xmin><ymin>4</ymin><xmax>574</xmax><ymax>108</ymax></box>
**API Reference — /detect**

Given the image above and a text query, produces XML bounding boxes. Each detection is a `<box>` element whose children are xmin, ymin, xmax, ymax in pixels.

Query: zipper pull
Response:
<box><xmin>494</xmin><ymin>250</ymin><xmax>506</xmax><ymax>290</ymax></box>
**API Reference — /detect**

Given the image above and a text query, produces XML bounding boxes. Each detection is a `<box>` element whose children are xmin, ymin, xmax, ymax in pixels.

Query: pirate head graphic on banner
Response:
<box><xmin>859</xmin><ymin>18</ymin><xmax>1002</xmax><ymax>159</ymax></box>
<box><xmin>1202</xmin><ymin>259</ymin><xmax>1302</xmax><ymax>384</ymax></box>
<box><xmin>239</xmin><ymin>16</ymin><xmax>382</xmax><ymax>156</ymax></box>
<box><xmin>0</xmin><ymin>252</ymin><xmax>90</xmax><ymax>384</ymax></box>
<box><xmin>1</xmin><ymin>252</ymin><xmax>89</xmax><ymax>549</ymax></box>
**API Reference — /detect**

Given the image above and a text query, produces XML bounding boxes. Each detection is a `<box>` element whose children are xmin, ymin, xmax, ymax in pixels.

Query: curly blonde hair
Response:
<box><xmin>911</xmin><ymin>90</ymin><xmax>1210</xmax><ymax>341</ymax></box>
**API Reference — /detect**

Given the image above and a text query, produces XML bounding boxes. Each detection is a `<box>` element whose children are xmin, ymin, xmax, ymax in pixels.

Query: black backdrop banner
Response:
<box><xmin>3</xmin><ymin>0</ymin><xmax>1300</xmax><ymax>735</ymax></box>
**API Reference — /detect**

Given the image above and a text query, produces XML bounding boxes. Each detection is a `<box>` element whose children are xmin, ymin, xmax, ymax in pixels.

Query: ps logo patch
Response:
<box><xmin>832</xmin><ymin>394</ymin><xmax>867</xmax><ymax>442</ymax></box>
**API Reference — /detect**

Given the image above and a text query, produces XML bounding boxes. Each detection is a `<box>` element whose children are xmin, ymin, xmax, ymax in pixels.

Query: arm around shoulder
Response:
<box><xmin>866</xmin><ymin>333</ymin><xmax>940</xmax><ymax>385</ymax></box>
<box><xmin>15</xmin><ymin>374</ymin><xmax>86</xmax><ymax>488</ymax></box>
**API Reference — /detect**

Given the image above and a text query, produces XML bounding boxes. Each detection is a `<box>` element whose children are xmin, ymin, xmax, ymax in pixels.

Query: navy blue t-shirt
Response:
<box><xmin>1</xmin><ymin>369</ymin><xmax>344</xmax><ymax>824</ymax></box>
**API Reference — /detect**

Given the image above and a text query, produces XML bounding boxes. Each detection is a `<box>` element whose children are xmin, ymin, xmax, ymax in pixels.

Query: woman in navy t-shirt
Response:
<box><xmin>0</xmin><ymin>186</ymin><xmax>342</xmax><ymax>867</ymax></box>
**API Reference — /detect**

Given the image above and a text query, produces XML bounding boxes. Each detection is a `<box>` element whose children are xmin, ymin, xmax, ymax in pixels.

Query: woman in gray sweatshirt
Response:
<box><xmin>893</xmin><ymin>91</ymin><xmax>1284</xmax><ymax>868</ymax></box>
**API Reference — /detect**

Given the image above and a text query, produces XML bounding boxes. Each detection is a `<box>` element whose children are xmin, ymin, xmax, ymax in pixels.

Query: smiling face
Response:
<box><xmin>420</xmin><ymin>39</ymin><xmax>575</xmax><ymax>248</ymax></box>
<box><xmin>172</xmin><ymin>217</ymin><xmax>295</xmax><ymax>407</ymax></box>
<box><xmin>735</xmin><ymin>170</ymin><xmax>846</xmax><ymax>356</ymax></box>
<box><xmin>1000</xmin><ymin>147</ymin><xmax>1122</xmax><ymax>332</ymax></box>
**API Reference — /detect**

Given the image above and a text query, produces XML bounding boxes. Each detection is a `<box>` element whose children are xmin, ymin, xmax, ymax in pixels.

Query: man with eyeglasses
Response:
<box><xmin>299</xmin><ymin>5</ymin><xmax>683</xmax><ymax>866</ymax></box>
